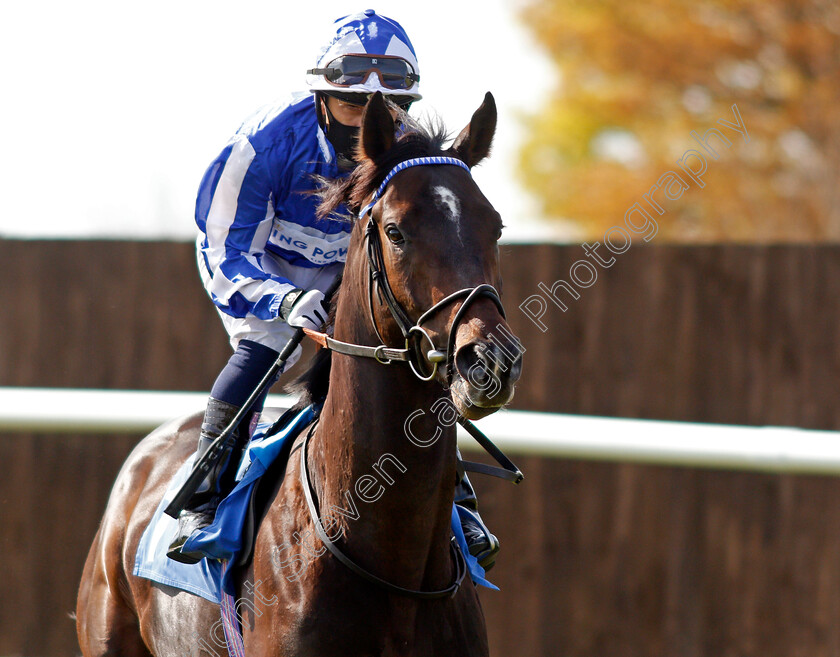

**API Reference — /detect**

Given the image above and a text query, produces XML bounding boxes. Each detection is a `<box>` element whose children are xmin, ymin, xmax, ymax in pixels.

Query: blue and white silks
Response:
<box><xmin>195</xmin><ymin>92</ymin><xmax>352</xmax><ymax>323</ymax></box>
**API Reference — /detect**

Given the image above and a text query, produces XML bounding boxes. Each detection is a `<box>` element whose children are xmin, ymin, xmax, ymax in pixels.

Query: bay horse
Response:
<box><xmin>76</xmin><ymin>91</ymin><xmax>523</xmax><ymax>656</ymax></box>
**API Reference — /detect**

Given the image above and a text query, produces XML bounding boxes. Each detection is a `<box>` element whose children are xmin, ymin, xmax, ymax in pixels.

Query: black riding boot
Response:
<box><xmin>455</xmin><ymin>449</ymin><xmax>500</xmax><ymax>571</ymax></box>
<box><xmin>167</xmin><ymin>398</ymin><xmax>248</xmax><ymax>564</ymax></box>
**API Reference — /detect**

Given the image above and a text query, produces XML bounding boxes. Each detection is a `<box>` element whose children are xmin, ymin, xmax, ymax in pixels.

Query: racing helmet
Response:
<box><xmin>307</xmin><ymin>9</ymin><xmax>422</xmax><ymax>103</ymax></box>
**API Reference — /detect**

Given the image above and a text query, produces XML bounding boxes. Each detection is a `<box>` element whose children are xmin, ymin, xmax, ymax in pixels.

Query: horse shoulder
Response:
<box><xmin>236</xmin><ymin>433</ymin><xmax>322</xmax><ymax>639</ymax></box>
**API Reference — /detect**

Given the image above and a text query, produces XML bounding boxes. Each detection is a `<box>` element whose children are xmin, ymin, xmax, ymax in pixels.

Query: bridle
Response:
<box><xmin>307</xmin><ymin>156</ymin><xmax>506</xmax><ymax>383</ymax></box>
<box><xmin>300</xmin><ymin>156</ymin><xmax>522</xmax><ymax>601</ymax></box>
<box><xmin>364</xmin><ymin>157</ymin><xmax>506</xmax><ymax>383</ymax></box>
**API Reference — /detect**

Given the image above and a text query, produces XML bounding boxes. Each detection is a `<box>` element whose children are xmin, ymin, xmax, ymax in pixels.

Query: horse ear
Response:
<box><xmin>451</xmin><ymin>92</ymin><xmax>497</xmax><ymax>168</ymax></box>
<box><xmin>358</xmin><ymin>91</ymin><xmax>394</xmax><ymax>161</ymax></box>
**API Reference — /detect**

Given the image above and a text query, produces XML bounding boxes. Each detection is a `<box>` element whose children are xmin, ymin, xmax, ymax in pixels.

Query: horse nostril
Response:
<box><xmin>481</xmin><ymin>343</ymin><xmax>515</xmax><ymax>377</ymax></box>
<box><xmin>452</xmin><ymin>339</ymin><xmax>521</xmax><ymax>414</ymax></box>
<box><xmin>455</xmin><ymin>342</ymin><xmax>519</xmax><ymax>390</ymax></box>
<box><xmin>454</xmin><ymin>343</ymin><xmax>484</xmax><ymax>381</ymax></box>
<box><xmin>477</xmin><ymin>344</ymin><xmax>501</xmax><ymax>378</ymax></box>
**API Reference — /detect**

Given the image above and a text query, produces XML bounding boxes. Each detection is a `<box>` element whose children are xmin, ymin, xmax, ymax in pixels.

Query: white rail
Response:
<box><xmin>2</xmin><ymin>387</ymin><xmax>840</xmax><ymax>476</ymax></box>
<box><xmin>0</xmin><ymin>388</ymin><xmax>293</xmax><ymax>433</ymax></box>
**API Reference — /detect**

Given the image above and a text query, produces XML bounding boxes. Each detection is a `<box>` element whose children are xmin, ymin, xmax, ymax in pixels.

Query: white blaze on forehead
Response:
<box><xmin>433</xmin><ymin>185</ymin><xmax>462</xmax><ymax>242</ymax></box>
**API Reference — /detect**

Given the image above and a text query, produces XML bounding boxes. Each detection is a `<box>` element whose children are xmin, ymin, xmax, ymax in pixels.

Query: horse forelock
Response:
<box><xmin>315</xmin><ymin>116</ymin><xmax>451</xmax><ymax>221</ymax></box>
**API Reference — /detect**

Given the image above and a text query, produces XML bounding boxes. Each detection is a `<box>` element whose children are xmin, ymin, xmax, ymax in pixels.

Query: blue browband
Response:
<box><xmin>358</xmin><ymin>156</ymin><xmax>471</xmax><ymax>218</ymax></box>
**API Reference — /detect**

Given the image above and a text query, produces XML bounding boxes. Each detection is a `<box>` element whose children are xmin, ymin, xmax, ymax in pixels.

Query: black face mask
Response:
<box><xmin>327</xmin><ymin>122</ymin><xmax>360</xmax><ymax>171</ymax></box>
<box><xmin>319</xmin><ymin>97</ymin><xmax>360</xmax><ymax>171</ymax></box>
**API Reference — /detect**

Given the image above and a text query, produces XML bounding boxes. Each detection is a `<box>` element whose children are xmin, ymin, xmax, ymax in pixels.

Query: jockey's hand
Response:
<box><xmin>284</xmin><ymin>289</ymin><xmax>328</xmax><ymax>331</ymax></box>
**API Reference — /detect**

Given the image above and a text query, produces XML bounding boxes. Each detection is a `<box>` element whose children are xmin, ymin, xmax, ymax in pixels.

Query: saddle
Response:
<box><xmin>133</xmin><ymin>405</ymin><xmax>318</xmax><ymax>599</ymax></box>
<box><xmin>231</xmin><ymin>406</ymin><xmax>302</xmax><ymax>568</ymax></box>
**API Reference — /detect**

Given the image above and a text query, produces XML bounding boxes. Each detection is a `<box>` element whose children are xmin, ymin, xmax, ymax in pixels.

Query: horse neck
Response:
<box><xmin>312</xmin><ymin>269</ymin><xmax>458</xmax><ymax>584</ymax></box>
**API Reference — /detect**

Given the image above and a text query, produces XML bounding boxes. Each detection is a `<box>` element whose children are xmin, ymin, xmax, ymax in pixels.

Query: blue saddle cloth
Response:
<box><xmin>133</xmin><ymin>405</ymin><xmax>495</xmax><ymax>600</ymax></box>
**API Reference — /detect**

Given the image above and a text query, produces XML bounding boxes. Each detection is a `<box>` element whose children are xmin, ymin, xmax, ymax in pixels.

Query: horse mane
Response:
<box><xmin>288</xmin><ymin>116</ymin><xmax>452</xmax><ymax>408</ymax></box>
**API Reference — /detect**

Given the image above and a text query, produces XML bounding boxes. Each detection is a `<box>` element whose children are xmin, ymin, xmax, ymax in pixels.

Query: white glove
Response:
<box><xmin>285</xmin><ymin>289</ymin><xmax>328</xmax><ymax>331</ymax></box>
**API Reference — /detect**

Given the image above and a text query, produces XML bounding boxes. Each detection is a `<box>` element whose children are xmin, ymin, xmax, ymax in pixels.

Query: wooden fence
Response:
<box><xmin>2</xmin><ymin>240</ymin><xmax>840</xmax><ymax>656</ymax></box>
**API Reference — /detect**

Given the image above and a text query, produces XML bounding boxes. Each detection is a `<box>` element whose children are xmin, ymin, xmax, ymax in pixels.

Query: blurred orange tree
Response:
<box><xmin>518</xmin><ymin>0</ymin><xmax>840</xmax><ymax>241</ymax></box>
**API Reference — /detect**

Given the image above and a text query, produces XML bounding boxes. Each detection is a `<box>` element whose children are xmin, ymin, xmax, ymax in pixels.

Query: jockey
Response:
<box><xmin>168</xmin><ymin>9</ymin><xmax>500</xmax><ymax>571</ymax></box>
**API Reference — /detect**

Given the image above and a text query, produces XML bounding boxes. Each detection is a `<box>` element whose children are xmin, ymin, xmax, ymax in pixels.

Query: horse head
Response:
<box><xmin>321</xmin><ymin>91</ymin><xmax>523</xmax><ymax>420</ymax></box>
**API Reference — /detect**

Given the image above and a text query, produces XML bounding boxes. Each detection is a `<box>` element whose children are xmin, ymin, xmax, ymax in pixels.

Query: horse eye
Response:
<box><xmin>385</xmin><ymin>225</ymin><xmax>405</xmax><ymax>245</ymax></box>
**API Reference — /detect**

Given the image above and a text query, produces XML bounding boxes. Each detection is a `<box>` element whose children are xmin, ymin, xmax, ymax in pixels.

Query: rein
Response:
<box><xmin>299</xmin><ymin>421</ymin><xmax>468</xmax><ymax>600</ymax></box>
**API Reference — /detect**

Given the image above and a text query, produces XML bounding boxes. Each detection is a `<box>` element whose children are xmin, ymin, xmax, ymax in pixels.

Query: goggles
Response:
<box><xmin>308</xmin><ymin>54</ymin><xmax>420</xmax><ymax>91</ymax></box>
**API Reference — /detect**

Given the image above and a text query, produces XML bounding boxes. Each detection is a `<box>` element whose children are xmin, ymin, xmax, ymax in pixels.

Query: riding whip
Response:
<box><xmin>164</xmin><ymin>275</ymin><xmax>342</xmax><ymax>519</ymax></box>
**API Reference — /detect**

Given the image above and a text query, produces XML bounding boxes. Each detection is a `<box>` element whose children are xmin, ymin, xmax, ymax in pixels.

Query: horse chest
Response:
<box><xmin>246</xmin><ymin>569</ymin><xmax>485</xmax><ymax>656</ymax></box>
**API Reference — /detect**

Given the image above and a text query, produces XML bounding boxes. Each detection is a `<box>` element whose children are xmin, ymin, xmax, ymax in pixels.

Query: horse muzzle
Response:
<box><xmin>450</xmin><ymin>331</ymin><xmax>523</xmax><ymax>420</ymax></box>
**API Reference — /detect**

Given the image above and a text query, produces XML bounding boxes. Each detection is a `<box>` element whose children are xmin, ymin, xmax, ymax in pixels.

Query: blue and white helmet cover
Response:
<box><xmin>307</xmin><ymin>9</ymin><xmax>421</xmax><ymax>101</ymax></box>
